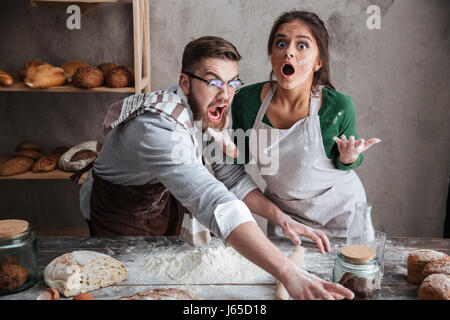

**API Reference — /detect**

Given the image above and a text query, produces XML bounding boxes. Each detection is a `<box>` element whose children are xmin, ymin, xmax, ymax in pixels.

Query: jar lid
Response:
<box><xmin>0</xmin><ymin>219</ymin><xmax>30</xmax><ymax>239</ymax></box>
<box><xmin>340</xmin><ymin>245</ymin><xmax>375</xmax><ymax>262</ymax></box>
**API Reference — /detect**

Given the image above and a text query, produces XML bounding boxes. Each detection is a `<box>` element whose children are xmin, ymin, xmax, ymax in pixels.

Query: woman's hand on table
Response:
<box><xmin>278</xmin><ymin>214</ymin><xmax>330</xmax><ymax>254</ymax></box>
<box><xmin>333</xmin><ymin>135</ymin><xmax>381</xmax><ymax>165</ymax></box>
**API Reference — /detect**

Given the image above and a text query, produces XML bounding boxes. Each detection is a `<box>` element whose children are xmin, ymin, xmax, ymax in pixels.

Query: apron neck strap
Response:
<box><xmin>309</xmin><ymin>85</ymin><xmax>324</xmax><ymax>115</ymax></box>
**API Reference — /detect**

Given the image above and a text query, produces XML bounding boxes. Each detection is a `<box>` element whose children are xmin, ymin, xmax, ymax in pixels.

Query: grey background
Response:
<box><xmin>0</xmin><ymin>0</ymin><xmax>449</xmax><ymax>237</ymax></box>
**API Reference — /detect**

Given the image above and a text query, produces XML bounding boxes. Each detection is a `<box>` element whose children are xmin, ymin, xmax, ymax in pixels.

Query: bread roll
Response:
<box><xmin>61</xmin><ymin>60</ymin><xmax>90</xmax><ymax>82</ymax></box>
<box><xmin>407</xmin><ymin>249</ymin><xmax>450</xmax><ymax>283</ymax></box>
<box><xmin>44</xmin><ymin>250</ymin><xmax>127</xmax><ymax>297</ymax></box>
<box><xmin>72</xmin><ymin>66</ymin><xmax>104</xmax><ymax>89</ymax></box>
<box><xmin>0</xmin><ymin>70</ymin><xmax>14</xmax><ymax>87</ymax></box>
<box><xmin>24</xmin><ymin>64</ymin><xmax>66</xmax><ymax>89</ymax></box>
<box><xmin>58</xmin><ymin>141</ymin><xmax>102</xmax><ymax>172</ymax></box>
<box><xmin>15</xmin><ymin>140</ymin><xmax>42</xmax><ymax>152</ymax></box>
<box><xmin>423</xmin><ymin>260</ymin><xmax>450</xmax><ymax>278</ymax></box>
<box><xmin>18</xmin><ymin>60</ymin><xmax>48</xmax><ymax>81</ymax></box>
<box><xmin>418</xmin><ymin>274</ymin><xmax>450</xmax><ymax>300</ymax></box>
<box><xmin>0</xmin><ymin>157</ymin><xmax>34</xmax><ymax>176</ymax></box>
<box><xmin>31</xmin><ymin>146</ymin><xmax>69</xmax><ymax>173</ymax></box>
<box><xmin>16</xmin><ymin>149</ymin><xmax>41</xmax><ymax>160</ymax></box>
<box><xmin>98</xmin><ymin>62</ymin><xmax>118</xmax><ymax>77</ymax></box>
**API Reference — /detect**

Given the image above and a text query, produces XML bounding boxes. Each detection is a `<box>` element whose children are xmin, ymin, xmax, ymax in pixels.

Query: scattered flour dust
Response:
<box><xmin>138</xmin><ymin>246</ymin><xmax>275</xmax><ymax>284</ymax></box>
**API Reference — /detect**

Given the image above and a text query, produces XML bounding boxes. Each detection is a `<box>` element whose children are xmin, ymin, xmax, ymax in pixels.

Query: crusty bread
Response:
<box><xmin>16</xmin><ymin>149</ymin><xmax>41</xmax><ymax>160</ymax></box>
<box><xmin>105</xmin><ymin>66</ymin><xmax>134</xmax><ymax>88</ymax></box>
<box><xmin>15</xmin><ymin>140</ymin><xmax>42</xmax><ymax>152</ymax></box>
<box><xmin>24</xmin><ymin>64</ymin><xmax>66</xmax><ymax>89</ymax></box>
<box><xmin>18</xmin><ymin>60</ymin><xmax>49</xmax><ymax>81</ymax></box>
<box><xmin>31</xmin><ymin>146</ymin><xmax>69</xmax><ymax>173</ymax></box>
<box><xmin>72</xmin><ymin>66</ymin><xmax>104</xmax><ymax>89</ymax></box>
<box><xmin>58</xmin><ymin>141</ymin><xmax>102</xmax><ymax>172</ymax></box>
<box><xmin>0</xmin><ymin>70</ymin><xmax>14</xmax><ymax>87</ymax></box>
<box><xmin>407</xmin><ymin>249</ymin><xmax>450</xmax><ymax>283</ymax></box>
<box><xmin>418</xmin><ymin>274</ymin><xmax>450</xmax><ymax>300</ymax></box>
<box><xmin>44</xmin><ymin>250</ymin><xmax>127</xmax><ymax>297</ymax></box>
<box><xmin>0</xmin><ymin>157</ymin><xmax>34</xmax><ymax>176</ymax></box>
<box><xmin>98</xmin><ymin>62</ymin><xmax>118</xmax><ymax>77</ymax></box>
<box><xmin>423</xmin><ymin>260</ymin><xmax>450</xmax><ymax>278</ymax></box>
<box><xmin>61</xmin><ymin>60</ymin><xmax>90</xmax><ymax>82</ymax></box>
<box><xmin>119</xmin><ymin>288</ymin><xmax>201</xmax><ymax>300</ymax></box>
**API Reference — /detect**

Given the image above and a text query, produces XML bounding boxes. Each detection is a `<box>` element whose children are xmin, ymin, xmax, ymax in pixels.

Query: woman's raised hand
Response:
<box><xmin>333</xmin><ymin>135</ymin><xmax>381</xmax><ymax>165</ymax></box>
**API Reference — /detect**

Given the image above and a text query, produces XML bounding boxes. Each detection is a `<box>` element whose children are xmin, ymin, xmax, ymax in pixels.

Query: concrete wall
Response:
<box><xmin>0</xmin><ymin>0</ymin><xmax>448</xmax><ymax>237</ymax></box>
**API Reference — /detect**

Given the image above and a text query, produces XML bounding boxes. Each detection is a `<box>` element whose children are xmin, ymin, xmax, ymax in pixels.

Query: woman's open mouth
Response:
<box><xmin>281</xmin><ymin>63</ymin><xmax>296</xmax><ymax>78</ymax></box>
<box><xmin>207</xmin><ymin>105</ymin><xmax>226</xmax><ymax>122</ymax></box>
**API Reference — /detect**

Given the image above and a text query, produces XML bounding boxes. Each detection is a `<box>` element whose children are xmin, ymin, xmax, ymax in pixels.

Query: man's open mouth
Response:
<box><xmin>207</xmin><ymin>105</ymin><xmax>226</xmax><ymax>122</ymax></box>
<box><xmin>281</xmin><ymin>63</ymin><xmax>296</xmax><ymax>78</ymax></box>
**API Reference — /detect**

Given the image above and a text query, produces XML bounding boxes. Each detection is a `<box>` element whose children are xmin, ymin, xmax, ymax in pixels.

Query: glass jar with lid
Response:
<box><xmin>0</xmin><ymin>219</ymin><xmax>38</xmax><ymax>295</ymax></box>
<box><xmin>333</xmin><ymin>245</ymin><xmax>381</xmax><ymax>299</ymax></box>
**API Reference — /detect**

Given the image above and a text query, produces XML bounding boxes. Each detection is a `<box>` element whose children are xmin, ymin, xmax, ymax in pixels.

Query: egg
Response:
<box><xmin>72</xmin><ymin>292</ymin><xmax>95</xmax><ymax>300</ymax></box>
<box><xmin>36</xmin><ymin>288</ymin><xmax>60</xmax><ymax>300</ymax></box>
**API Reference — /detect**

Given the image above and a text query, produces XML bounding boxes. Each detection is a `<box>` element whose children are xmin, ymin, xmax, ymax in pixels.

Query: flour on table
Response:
<box><xmin>137</xmin><ymin>246</ymin><xmax>275</xmax><ymax>284</ymax></box>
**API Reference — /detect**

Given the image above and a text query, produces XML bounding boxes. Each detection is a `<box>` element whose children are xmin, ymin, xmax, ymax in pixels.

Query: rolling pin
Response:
<box><xmin>274</xmin><ymin>245</ymin><xmax>305</xmax><ymax>300</ymax></box>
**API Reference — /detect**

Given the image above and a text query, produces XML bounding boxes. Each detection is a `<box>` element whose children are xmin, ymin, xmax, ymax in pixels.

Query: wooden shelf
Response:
<box><xmin>0</xmin><ymin>81</ymin><xmax>136</xmax><ymax>93</ymax></box>
<box><xmin>32</xmin><ymin>0</ymin><xmax>133</xmax><ymax>4</ymax></box>
<box><xmin>13</xmin><ymin>0</ymin><xmax>151</xmax><ymax>94</ymax></box>
<box><xmin>0</xmin><ymin>155</ymin><xmax>88</xmax><ymax>184</ymax></box>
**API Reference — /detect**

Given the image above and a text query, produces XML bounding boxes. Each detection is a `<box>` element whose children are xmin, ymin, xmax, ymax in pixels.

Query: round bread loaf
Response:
<box><xmin>407</xmin><ymin>249</ymin><xmax>450</xmax><ymax>283</ymax></box>
<box><xmin>423</xmin><ymin>260</ymin><xmax>450</xmax><ymax>278</ymax></box>
<box><xmin>15</xmin><ymin>141</ymin><xmax>42</xmax><ymax>152</ymax></box>
<box><xmin>72</xmin><ymin>66</ymin><xmax>104</xmax><ymax>89</ymax></box>
<box><xmin>58</xmin><ymin>141</ymin><xmax>102</xmax><ymax>172</ymax></box>
<box><xmin>16</xmin><ymin>149</ymin><xmax>41</xmax><ymax>160</ymax></box>
<box><xmin>105</xmin><ymin>67</ymin><xmax>133</xmax><ymax>88</ymax></box>
<box><xmin>61</xmin><ymin>60</ymin><xmax>90</xmax><ymax>82</ymax></box>
<box><xmin>44</xmin><ymin>250</ymin><xmax>127</xmax><ymax>297</ymax></box>
<box><xmin>418</xmin><ymin>274</ymin><xmax>450</xmax><ymax>300</ymax></box>
<box><xmin>98</xmin><ymin>62</ymin><xmax>118</xmax><ymax>77</ymax></box>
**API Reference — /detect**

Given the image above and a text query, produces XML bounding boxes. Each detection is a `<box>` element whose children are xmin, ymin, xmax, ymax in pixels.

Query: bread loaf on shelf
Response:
<box><xmin>0</xmin><ymin>70</ymin><xmax>14</xmax><ymax>87</ymax></box>
<box><xmin>72</xmin><ymin>66</ymin><xmax>104</xmax><ymax>89</ymax></box>
<box><xmin>0</xmin><ymin>157</ymin><xmax>34</xmax><ymax>176</ymax></box>
<box><xmin>18</xmin><ymin>60</ymin><xmax>49</xmax><ymax>81</ymax></box>
<box><xmin>16</xmin><ymin>149</ymin><xmax>41</xmax><ymax>160</ymax></box>
<box><xmin>61</xmin><ymin>60</ymin><xmax>90</xmax><ymax>83</ymax></box>
<box><xmin>44</xmin><ymin>250</ymin><xmax>127</xmax><ymax>297</ymax></box>
<box><xmin>15</xmin><ymin>140</ymin><xmax>42</xmax><ymax>152</ymax></box>
<box><xmin>24</xmin><ymin>64</ymin><xmax>66</xmax><ymax>89</ymax></box>
<box><xmin>58</xmin><ymin>140</ymin><xmax>102</xmax><ymax>172</ymax></box>
<box><xmin>31</xmin><ymin>146</ymin><xmax>69</xmax><ymax>173</ymax></box>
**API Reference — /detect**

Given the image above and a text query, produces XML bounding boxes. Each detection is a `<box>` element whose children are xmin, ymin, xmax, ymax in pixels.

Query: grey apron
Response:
<box><xmin>251</xmin><ymin>85</ymin><xmax>366</xmax><ymax>238</ymax></box>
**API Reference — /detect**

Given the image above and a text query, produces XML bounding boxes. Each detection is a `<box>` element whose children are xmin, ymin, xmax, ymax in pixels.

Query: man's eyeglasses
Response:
<box><xmin>185</xmin><ymin>72</ymin><xmax>244</xmax><ymax>93</ymax></box>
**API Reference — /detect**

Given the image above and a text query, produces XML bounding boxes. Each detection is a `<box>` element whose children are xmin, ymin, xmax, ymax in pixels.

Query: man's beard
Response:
<box><xmin>188</xmin><ymin>92</ymin><xmax>228</xmax><ymax>132</ymax></box>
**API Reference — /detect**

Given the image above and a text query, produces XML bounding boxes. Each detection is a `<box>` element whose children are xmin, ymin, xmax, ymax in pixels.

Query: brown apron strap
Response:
<box><xmin>70</xmin><ymin>158</ymin><xmax>96</xmax><ymax>184</ymax></box>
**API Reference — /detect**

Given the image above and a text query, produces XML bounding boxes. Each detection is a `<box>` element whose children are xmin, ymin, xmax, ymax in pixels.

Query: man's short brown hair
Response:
<box><xmin>181</xmin><ymin>36</ymin><xmax>242</xmax><ymax>73</ymax></box>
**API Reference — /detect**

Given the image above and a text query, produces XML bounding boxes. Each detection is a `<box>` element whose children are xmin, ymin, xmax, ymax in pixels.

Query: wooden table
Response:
<box><xmin>1</xmin><ymin>236</ymin><xmax>449</xmax><ymax>300</ymax></box>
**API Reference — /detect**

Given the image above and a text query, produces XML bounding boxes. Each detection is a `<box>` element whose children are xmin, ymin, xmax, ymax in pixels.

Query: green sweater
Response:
<box><xmin>231</xmin><ymin>82</ymin><xmax>363</xmax><ymax>170</ymax></box>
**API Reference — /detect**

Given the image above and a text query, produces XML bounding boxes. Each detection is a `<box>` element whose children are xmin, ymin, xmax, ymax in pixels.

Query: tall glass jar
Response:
<box><xmin>333</xmin><ymin>245</ymin><xmax>381</xmax><ymax>299</ymax></box>
<box><xmin>0</xmin><ymin>219</ymin><xmax>38</xmax><ymax>295</ymax></box>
